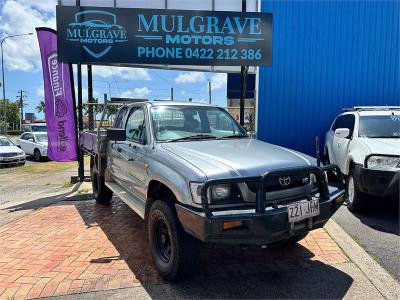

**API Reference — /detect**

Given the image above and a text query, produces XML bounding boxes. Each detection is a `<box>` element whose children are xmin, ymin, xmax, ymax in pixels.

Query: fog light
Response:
<box><xmin>223</xmin><ymin>220</ymin><xmax>243</xmax><ymax>230</ymax></box>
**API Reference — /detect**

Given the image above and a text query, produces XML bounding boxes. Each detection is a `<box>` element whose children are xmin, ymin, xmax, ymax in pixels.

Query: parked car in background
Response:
<box><xmin>324</xmin><ymin>106</ymin><xmax>400</xmax><ymax>212</ymax></box>
<box><xmin>0</xmin><ymin>136</ymin><xmax>25</xmax><ymax>168</ymax></box>
<box><xmin>81</xmin><ymin>101</ymin><xmax>345</xmax><ymax>281</ymax></box>
<box><xmin>16</xmin><ymin>132</ymin><xmax>48</xmax><ymax>162</ymax></box>
<box><xmin>21</xmin><ymin>123</ymin><xmax>47</xmax><ymax>133</ymax></box>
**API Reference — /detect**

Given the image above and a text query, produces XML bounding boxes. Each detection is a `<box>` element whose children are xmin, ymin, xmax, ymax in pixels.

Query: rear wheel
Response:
<box><xmin>148</xmin><ymin>200</ymin><xmax>199</xmax><ymax>281</ymax></box>
<box><xmin>34</xmin><ymin>149</ymin><xmax>41</xmax><ymax>162</ymax></box>
<box><xmin>90</xmin><ymin>156</ymin><xmax>113</xmax><ymax>204</ymax></box>
<box><xmin>346</xmin><ymin>169</ymin><xmax>367</xmax><ymax>212</ymax></box>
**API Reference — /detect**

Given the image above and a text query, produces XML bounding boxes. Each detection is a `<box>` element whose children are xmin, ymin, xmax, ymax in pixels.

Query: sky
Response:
<box><xmin>0</xmin><ymin>0</ymin><xmax>228</xmax><ymax>119</ymax></box>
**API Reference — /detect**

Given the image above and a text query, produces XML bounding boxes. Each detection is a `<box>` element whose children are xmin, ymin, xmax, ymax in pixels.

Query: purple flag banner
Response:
<box><xmin>36</xmin><ymin>28</ymin><xmax>77</xmax><ymax>162</ymax></box>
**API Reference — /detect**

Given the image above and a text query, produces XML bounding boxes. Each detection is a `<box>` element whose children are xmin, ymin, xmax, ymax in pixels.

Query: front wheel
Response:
<box><xmin>34</xmin><ymin>149</ymin><xmax>42</xmax><ymax>162</ymax></box>
<box><xmin>148</xmin><ymin>200</ymin><xmax>199</xmax><ymax>281</ymax></box>
<box><xmin>346</xmin><ymin>169</ymin><xmax>367</xmax><ymax>212</ymax></box>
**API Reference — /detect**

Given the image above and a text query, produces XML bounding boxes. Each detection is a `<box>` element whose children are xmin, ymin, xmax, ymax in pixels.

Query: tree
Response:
<box><xmin>0</xmin><ymin>99</ymin><xmax>20</xmax><ymax>129</ymax></box>
<box><xmin>36</xmin><ymin>101</ymin><xmax>45</xmax><ymax>114</ymax></box>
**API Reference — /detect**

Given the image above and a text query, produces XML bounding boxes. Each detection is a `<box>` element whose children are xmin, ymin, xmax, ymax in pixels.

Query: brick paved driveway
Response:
<box><xmin>0</xmin><ymin>199</ymin><xmax>347</xmax><ymax>300</ymax></box>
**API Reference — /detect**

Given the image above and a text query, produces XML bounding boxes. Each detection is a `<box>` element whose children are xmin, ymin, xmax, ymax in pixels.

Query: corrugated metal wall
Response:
<box><xmin>258</xmin><ymin>0</ymin><xmax>400</xmax><ymax>156</ymax></box>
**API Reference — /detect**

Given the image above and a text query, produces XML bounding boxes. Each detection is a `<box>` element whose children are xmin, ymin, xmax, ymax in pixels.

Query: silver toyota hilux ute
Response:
<box><xmin>80</xmin><ymin>101</ymin><xmax>345</xmax><ymax>281</ymax></box>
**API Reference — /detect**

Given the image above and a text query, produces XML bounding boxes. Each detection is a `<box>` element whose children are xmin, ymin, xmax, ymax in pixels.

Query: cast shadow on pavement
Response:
<box><xmin>351</xmin><ymin>202</ymin><xmax>399</xmax><ymax>235</ymax></box>
<box><xmin>0</xmin><ymin>183</ymin><xmax>92</xmax><ymax>226</ymax></box>
<box><xmin>75</xmin><ymin>197</ymin><xmax>353</xmax><ymax>299</ymax></box>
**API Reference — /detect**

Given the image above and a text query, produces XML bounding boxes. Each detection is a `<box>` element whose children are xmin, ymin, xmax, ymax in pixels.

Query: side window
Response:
<box><xmin>345</xmin><ymin>115</ymin><xmax>356</xmax><ymax>136</ymax></box>
<box><xmin>331</xmin><ymin>116</ymin><xmax>345</xmax><ymax>131</ymax></box>
<box><xmin>125</xmin><ymin>108</ymin><xmax>146</xmax><ymax>143</ymax></box>
<box><xmin>27</xmin><ymin>133</ymin><xmax>34</xmax><ymax>141</ymax></box>
<box><xmin>114</xmin><ymin>106</ymin><xmax>128</xmax><ymax>129</ymax></box>
<box><xmin>20</xmin><ymin>134</ymin><xmax>27</xmax><ymax>140</ymax></box>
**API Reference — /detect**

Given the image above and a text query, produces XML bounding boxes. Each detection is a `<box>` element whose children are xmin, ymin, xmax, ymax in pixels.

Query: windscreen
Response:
<box><xmin>0</xmin><ymin>138</ymin><xmax>14</xmax><ymax>146</ymax></box>
<box><xmin>150</xmin><ymin>106</ymin><xmax>246</xmax><ymax>142</ymax></box>
<box><xmin>359</xmin><ymin>115</ymin><xmax>400</xmax><ymax>138</ymax></box>
<box><xmin>35</xmin><ymin>133</ymin><xmax>48</xmax><ymax>143</ymax></box>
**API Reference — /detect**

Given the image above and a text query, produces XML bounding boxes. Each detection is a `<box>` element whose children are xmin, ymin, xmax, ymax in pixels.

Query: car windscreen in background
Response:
<box><xmin>359</xmin><ymin>115</ymin><xmax>400</xmax><ymax>138</ymax></box>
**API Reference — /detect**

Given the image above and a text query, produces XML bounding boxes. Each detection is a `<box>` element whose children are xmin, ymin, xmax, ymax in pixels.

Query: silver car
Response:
<box><xmin>81</xmin><ymin>102</ymin><xmax>345</xmax><ymax>281</ymax></box>
<box><xmin>0</xmin><ymin>136</ymin><xmax>26</xmax><ymax>167</ymax></box>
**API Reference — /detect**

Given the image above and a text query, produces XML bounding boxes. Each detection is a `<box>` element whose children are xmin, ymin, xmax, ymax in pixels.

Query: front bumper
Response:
<box><xmin>176</xmin><ymin>165</ymin><xmax>345</xmax><ymax>245</ymax></box>
<box><xmin>354</xmin><ymin>165</ymin><xmax>399</xmax><ymax>199</ymax></box>
<box><xmin>0</xmin><ymin>155</ymin><xmax>26</xmax><ymax>165</ymax></box>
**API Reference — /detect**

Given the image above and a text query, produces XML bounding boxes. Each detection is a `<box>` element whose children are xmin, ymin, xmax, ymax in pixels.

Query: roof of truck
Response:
<box><xmin>146</xmin><ymin>101</ymin><xmax>217</xmax><ymax>107</ymax></box>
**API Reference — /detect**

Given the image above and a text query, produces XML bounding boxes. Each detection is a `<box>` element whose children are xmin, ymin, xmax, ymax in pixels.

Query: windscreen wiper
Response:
<box><xmin>165</xmin><ymin>134</ymin><xmax>218</xmax><ymax>142</ymax></box>
<box><xmin>217</xmin><ymin>134</ymin><xmax>249</xmax><ymax>140</ymax></box>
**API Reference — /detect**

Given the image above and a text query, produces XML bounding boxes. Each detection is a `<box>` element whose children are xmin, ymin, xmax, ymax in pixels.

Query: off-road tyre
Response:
<box><xmin>345</xmin><ymin>168</ymin><xmax>367</xmax><ymax>212</ymax></box>
<box><xmin>34</xmin><ymin>149</ymin><xmax>42</xmax><ymax>162</ymax></box>
<box><xmin>90</xmin><ymin>156</ymin><xmax>113</xmax><ymax>204</ymax></box>
<box><xmin>148</xmin><ymin>200</ymin><xmax>200</xmax><ymax>281</ymax></box>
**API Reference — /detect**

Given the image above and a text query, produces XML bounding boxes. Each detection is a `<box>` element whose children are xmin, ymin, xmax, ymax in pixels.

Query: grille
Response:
<box><xmin>246</xmin><ymin>173</ymin><xmax>310</xmax><ymax>193</ymax></box>
<box><xmin>1</xmin><ymin>152</ymin><xmax>19</xmax><ymax>158</ymax></box>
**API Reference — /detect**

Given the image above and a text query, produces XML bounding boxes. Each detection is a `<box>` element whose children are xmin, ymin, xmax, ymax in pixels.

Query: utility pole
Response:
<box><xmin>239</xmin><ymin>0</ymin><xmax>248</xmax><ymax>126</ymax></box>
<box><xmin>171</xmin><ymin>87</ymin><xmax>174</xmax><ymax>101</ymax></box>
<box><xmin>208</xmin><ymin>80</ymin><xmax>212</xmax><ymax>104</ymax></box>
<box><xmin>1</xmin><ymin>32</ymin><xmax>34</xmax><ymax>135</ymax></box>
<box><xmin>16</xmin><ymin>90</ymin><xmax>27</xmax><ymax>131</ymax></box>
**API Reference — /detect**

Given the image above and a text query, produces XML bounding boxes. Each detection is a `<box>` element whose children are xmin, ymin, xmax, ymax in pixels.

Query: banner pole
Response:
<box><xmin>88</xmin><ymin>65</ymin><xmax>94</xmax><ymax>129</ymax></box>
<box><xmin>77</xmin><ymin>63</ymin><xmax>84</xmax><ymax>182</ymax></box>
<box><xmin>239</xmin><ymin>0</ymin><xmax>247</xmax><ymax>126</ymax></box>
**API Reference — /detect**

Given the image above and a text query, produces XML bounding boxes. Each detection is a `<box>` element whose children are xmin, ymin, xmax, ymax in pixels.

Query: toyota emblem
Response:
<box><xmin>279</xmin><ymin>177</ymin><xmax>291</xmax><ymax>187</ymax></box>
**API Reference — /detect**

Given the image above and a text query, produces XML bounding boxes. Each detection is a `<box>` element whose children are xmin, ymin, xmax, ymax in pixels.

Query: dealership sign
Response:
<box><xmin>56</xmin><ymin>6</ymin><xmax>272</xmax><ymax>66</ymax></box>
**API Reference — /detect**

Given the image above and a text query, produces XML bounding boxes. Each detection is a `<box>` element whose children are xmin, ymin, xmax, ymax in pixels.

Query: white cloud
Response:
<box><xmin>120</xmin><ymin>87</ymin><xmax>152</xmax><ymax>99</ymax></box>
<box><xmin>91</xmin><ymin>66</ymin><xmax>151</xmax><ymax>81</ymax></box>
<box><xmin>209</xmin><ymin>73</ymin><xmax>227</xmax><ymax>91</ymax></box>
<box><xmin>36</xmin><ymin>86</ymin><xmax>44</xmax><ymax>98</ymax></box>
<box><xmin>174</xmin><ymin>72</ymin><xmax>206</xmax><ymax>84</ymax></box>
<box><xmin>0</xmin><ymin>0</ymin><xmax>56</xmax><ymax>72</ymax></box>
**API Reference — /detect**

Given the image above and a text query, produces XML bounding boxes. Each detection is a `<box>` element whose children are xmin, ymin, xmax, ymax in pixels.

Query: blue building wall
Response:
<box><xmin>258</xmin><ymin>0</ymin><xmax>400</xmax><ymax>156</ymax></box>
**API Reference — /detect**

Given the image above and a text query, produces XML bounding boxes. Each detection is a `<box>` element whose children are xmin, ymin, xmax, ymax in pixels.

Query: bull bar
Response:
<box><xmin>200</xmin><ymin>165</ymin><xmax>344</xmax><ymax>218</ymax></box>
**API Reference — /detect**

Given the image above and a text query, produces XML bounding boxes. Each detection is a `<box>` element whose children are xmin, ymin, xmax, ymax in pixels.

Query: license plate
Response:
<box><xmin>287</xmin><ymin>199</ymin><xmax>320</xmax><ymax>223</ymax></box>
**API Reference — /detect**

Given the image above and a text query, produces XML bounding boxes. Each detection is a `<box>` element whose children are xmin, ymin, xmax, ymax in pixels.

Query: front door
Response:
<box><xmin>332</xmin><ymin>115</ymin><xmax>355</xmax><ymax>171</ymax></box>
<box><xmin>120</xmin><ymin>106</ymin><xmax>148</xmax><ymax>200</ymax></box>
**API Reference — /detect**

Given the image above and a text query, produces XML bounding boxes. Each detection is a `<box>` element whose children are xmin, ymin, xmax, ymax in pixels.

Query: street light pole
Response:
<box><xmin>1</xmin><ymin>32</ymin><xmax>33</xmax><ymax>135</ymax></box>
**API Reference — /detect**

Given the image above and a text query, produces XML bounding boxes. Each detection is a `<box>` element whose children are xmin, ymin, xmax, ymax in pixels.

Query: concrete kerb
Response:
<box><xmin>325</xmin><ymin>219</ymin><xmax>400</xmax><ymax>300</ymax></box>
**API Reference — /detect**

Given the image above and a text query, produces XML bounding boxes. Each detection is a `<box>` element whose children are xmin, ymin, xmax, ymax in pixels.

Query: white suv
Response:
<box><xmin>16</xmin><ymin>132</ymin><xmax>48</xmax><ymax>162</ymax></box>
<box><xmin>324</xmin><ymin>107</ymin><xmax>399</xmax><ymax>212</ymax></box>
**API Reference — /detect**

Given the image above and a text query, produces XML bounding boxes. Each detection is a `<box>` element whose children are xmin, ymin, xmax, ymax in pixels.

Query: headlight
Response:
<box><xmin>366</xmin><ymin>155</ymin><xmax>400</xmax><ymax>169</ymax></box>
<box><xmin>190</xmin><ymin>183</ymin><xmax>232</xmax><ymax>204</ymax></box>
<box><xmin>210</xmin><ymin>184</ymin><xmax>231</xmax><ymax>200</ymax></box>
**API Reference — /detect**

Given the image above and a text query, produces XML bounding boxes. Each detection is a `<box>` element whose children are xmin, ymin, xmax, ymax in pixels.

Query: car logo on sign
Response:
<box><xmin>279</xmin><ymin>177</ymin><xmax>291</xmax><ymax>187</ymax></box>
<box><xmin>66</xmin><ymin>10</ymin><xmax>128</xmax><ymax>59</ymax></box>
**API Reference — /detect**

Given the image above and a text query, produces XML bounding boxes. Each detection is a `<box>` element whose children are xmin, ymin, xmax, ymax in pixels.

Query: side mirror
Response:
<box><xmin>107</xmin><ymin>128</ymin><xmax>126</xmax><ymax>141</ymax></box>
<box><xmin>28</xmin><ymin>138</ymin><xmax>34</xmax><ymax>142</ymax></box>
<box><xmin>335</xmin><ymin>128</ymin><xmax>350</xmax><ymax>139</ymax></box>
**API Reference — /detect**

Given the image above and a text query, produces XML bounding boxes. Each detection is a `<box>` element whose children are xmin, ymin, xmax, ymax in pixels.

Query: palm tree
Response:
<box><xmin>36</xmin><ymin>101</ymin><xmax>45</xmax><ymax>114</ymax></box>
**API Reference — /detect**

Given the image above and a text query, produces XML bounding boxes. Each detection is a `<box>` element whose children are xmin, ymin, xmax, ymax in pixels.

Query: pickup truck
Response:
<box><xmin>80</xmin><ymin>101</ymin><xmax>345</xmax><ymax>281</ymax></box>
